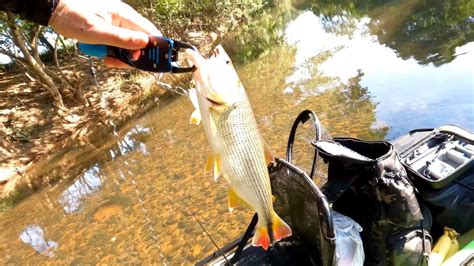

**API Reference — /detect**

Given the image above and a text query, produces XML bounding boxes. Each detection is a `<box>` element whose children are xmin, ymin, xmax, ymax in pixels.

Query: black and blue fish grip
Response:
<box><xmin>78</xmin><ymin>36</ymin><xmax>197</xmax><ymax>73</ymax></box>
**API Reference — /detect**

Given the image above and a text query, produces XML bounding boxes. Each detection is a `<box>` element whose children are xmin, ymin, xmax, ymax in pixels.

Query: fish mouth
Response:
<box><xmin>206</xmin><ymin>97</ymin><xmax>224</xmax><ymax>106</ymax></box>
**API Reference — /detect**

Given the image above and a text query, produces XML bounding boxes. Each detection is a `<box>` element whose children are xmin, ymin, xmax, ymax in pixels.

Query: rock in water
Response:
<box><xmin>92</xmin><ymin>203</ymin><xmax>123</xmax><ymax>222</ymax></box>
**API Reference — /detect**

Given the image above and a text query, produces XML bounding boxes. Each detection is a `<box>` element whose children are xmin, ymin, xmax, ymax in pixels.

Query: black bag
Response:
<box><xmin>314</xmin><ymin>138</ymin><xmax>431</xmax><ymax>266</ymax></box>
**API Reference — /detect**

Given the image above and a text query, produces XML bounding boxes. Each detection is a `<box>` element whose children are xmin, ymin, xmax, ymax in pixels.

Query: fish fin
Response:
<box><xmin>209</xmin><ymin>91</ymin><xmax>227</xmax><ymax>107</ymax></box>
<box><xmin>222</xmin><ymin>174</ymin><xmax>231</xmax><ymax>183</ymax></box>
<box><xmin>263</xmin><ymin>142</ymin><xmax>274</xmax><ymax>165</ymax></box>
<box><xmin>205</xmin><ymin>153</ymin><xmax>215</xmax><ymax>173</ymax></box>
<box><xmin>213</xmin><ymin>154</ymin><xmax>222</xmax><ymax>181</ymax></box>
<box><xmin>209</xmin><ymin>112</ymin><xmax>217</xmax><ymax>135</ymax></box>
<box><xmin>205</xmin><ymin>153</ymin><xmax>222</xmax><ymax>181</ymax></box>
<box><xmin>272</xmin><ymin>195</ymin><xmax>276</xmax><ymax>203</ymax></box>
<box><xmin>188</xmin><ymin>88</ymin><xmax>199</xmax><ymax>108</ymax></box>
<box><xmin>190</xmin><ymin>109</ymin><xmax>201</xmax><ymax>125</ymax></box>
<box><xmin>252</xmin><ymin>224</ymin><xmax>271</xmax><ymax>251</ymax></box>
<box><xmin>228</xmin><ymin>187</ymin><xmax>250</xmax><ymax>212</ymax></box>
<box><xmin>272</xmin><ymin>211</ymin><xmax>292</xmax><ymax>241</ymax></box>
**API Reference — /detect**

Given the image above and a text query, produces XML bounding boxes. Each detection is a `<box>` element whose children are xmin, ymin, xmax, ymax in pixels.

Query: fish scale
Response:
<box><xmin>216</xmin><ymin>100</ymin><xmax>273</xmax><ymax>222</ymax></box>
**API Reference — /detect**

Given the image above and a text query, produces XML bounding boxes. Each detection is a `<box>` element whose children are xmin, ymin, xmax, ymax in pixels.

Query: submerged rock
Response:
<box><xmin>92</xmin><ymin>203</ymin><xmax>124</xmax><ymax>222</ymax></box>
<box><xmin>192</xmin><ymin>244</ymin><xmax>202</xmax><ymax>258</ymax></box>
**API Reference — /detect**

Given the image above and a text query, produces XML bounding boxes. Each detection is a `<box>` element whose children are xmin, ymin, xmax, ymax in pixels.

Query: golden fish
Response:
<box><xmin>186</xmin><ymin>46</ymin><xmax>292</xmax><ymax>250</ymax></box>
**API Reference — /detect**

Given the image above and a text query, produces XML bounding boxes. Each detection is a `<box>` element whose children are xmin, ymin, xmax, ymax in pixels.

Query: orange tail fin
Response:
<box><xmin>252</xmin><ymin>212</ymin><xmax>292</xmax><ymax>250</ymax></box>
<box><xmin>272</xmin><ymin>212</ymin><xmax>292</xmax><ymax>241</ymax></box>
<box><xmin>252</xmin><ymin>225</ymin><xmax>271</xmax><ymax>250</ymax></box>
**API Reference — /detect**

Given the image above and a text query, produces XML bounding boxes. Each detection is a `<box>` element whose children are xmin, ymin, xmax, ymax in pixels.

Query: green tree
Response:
<box><xmin>126</xmin><ymin>0</ymin><xmax>273</xmax><ymax>37</ymax></box>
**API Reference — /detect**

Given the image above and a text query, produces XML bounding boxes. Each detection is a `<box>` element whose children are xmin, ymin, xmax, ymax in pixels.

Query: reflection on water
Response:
<box><xmin>1</xmin><ymin>0</ymin><xmax>472</xmax><ymax>264</ymax></box>
<box><xmin>115</xmin><ymin>125</ymin><xmax>151</xmax><ymax>157</ymax></box>
<box><xmin>279</xmin><ymin>9</ymin><xmax>473</xmax><ymax>138</ymax></box>
<box><xmin>19</xmin><ymin>225</ymin><xmax>58</xmax><ymax>257</ymax></box>
<box><xmin>60</xmin><ymin>164</ymin><xmax>103</xmax><ymax>214</ymax></box>
<box><xmin>60</xmin><ymin>125</ymin><xmax>152</xmax><ymax>214</ymax></box>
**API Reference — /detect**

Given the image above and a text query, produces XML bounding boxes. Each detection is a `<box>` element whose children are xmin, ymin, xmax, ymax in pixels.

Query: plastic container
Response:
<box><xmin>392</xmin><ymin>125</ymin><xmax>474</xmax><ymax>189</ymax></box>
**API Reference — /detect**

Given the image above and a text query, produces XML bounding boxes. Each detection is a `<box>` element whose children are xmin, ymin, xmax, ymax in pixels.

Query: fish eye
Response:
<box><xmin>226</xmin><ymin>60</ymin><xmax>231</xmax><ymax>65</ymax></box>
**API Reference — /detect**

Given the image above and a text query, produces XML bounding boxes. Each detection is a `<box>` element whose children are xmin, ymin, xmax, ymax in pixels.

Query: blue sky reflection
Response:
<box><xmin>284</xmin><ymin>11</ymin><xmax>473</xmax><ymax>139</ymax></box>
<box><xmin>19</xmin><ymin>225</ymin><xmax>58</xmax><ymax>257</ymax></box>
<box><xmin>59</xmin><ymin>164</ymin><xmax>102</xmax><ymax>214</ymax></box>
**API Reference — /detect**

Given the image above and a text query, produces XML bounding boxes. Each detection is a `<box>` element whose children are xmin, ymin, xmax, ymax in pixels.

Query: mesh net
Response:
<box><xmin>270</xmin><ymin>159</ymin><xmax>336</xmax><ymax>266</ymax></box>
<box><xmin>287</xmin><ymin>110</ymin><xmax>331</xmax><ymax>188</ymax></box>
<box><xmin>291</xmin><ymin>117</ymin><xmax>318</xmax><ymax>173</ymax></box>
<box><xmin>216</xmin><ymin>159</ymin><xmax>336</xmax><ymax>266</ymax></box>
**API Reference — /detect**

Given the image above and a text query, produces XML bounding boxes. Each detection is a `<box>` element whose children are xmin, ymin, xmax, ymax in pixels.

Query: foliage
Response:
<box><xmin>0</xmin><ymin>188</ymin><xmax>28</xmax><ymax>213</ymax></box>
<box><xmin>127</xmin><ymin>0</ymin><xmax>273</xmax><ymax>37</ymax></box>
<box><xmin>369</xmin><ymin>0</ymin><xmax>474</xmax><ymax>66</ymax></box>
<box><xmin>221</xmin><ymin>0</ymin><xmax>298</xmax><ymax>65</ymax></box>
<box><xmin>308</xmin><ymin>0</ymin><xmax>474</xmax><ymax>66</ymax></box>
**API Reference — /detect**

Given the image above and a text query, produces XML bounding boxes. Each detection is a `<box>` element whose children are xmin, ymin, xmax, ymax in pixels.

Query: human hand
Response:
<box><xmin>49</xmin><ymin>0</ymin><xmax>161</xmax><ymax>68</ymax></box>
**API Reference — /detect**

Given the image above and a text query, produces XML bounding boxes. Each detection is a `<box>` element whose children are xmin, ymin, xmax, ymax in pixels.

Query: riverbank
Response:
<box><xmin>0</xmin><ymin>29</ymin><xmax>244</xmax><ymax>209</ymax></box>
<box><xmin>0</xmin><ymin>52</ymin><xmax>193</xmax><ymax>205</ymax></box>
<box><xmin>0</xmin><ymin>0</ymin><xmax>274</xmax><ymax>210</ymax></box>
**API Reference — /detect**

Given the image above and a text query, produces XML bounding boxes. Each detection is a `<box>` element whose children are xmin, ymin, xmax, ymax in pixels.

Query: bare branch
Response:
<box><xmin>0</xmin><ymin>47</ymin><xmax>24</xmax><ymax>62</ymax></box>
<box><xmin>54</xmin><ymin>35</ymin><xmax>73</xmax><ymax>85</ymax></box>
<box><xmin>30</xmin><ymin>25</ymin><xmax>43</xmax><ymax>62</ymax></box>
<box><xmin>6</xmin><ymin>11</ymin><xmax>66</xmax><ymax>108</ymax></box>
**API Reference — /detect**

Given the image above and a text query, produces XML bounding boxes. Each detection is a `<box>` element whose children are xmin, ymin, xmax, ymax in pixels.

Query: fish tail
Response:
<box><xmin>271</xmin><ymin>211</ymin><xmax>292</xmax><ymax>241</ymax></box>
<box><xmin>252</xmin><ymin>222</ymin><xmax>271</xmax><ymax>251</ymax></box>
<box><xmin>251</xmin><ymin>212</ymin><xmax>292</xmax><ymax>250</ymax></box>
<box><xmin>267</xmin><ymin>222</ymin><xmax>274</xmax><ymax>244</ymax></box>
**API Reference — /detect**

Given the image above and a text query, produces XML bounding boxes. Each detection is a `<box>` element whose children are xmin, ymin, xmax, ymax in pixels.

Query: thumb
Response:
<box><xmin>87</xmin><ymin>24</ymin><xmax>149</xmax><ymax>50</ymax></box>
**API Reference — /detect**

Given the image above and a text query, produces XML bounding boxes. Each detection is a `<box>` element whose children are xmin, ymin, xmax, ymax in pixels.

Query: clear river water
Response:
<box><xmin>1</xmin><ymin>0</ymin><xmax>472</xmax><ymax>264</ymax></box>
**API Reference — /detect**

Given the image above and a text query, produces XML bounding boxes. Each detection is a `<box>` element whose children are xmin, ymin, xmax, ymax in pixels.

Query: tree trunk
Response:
<box><xmin>6</xmin><ymin>12</ymin><xmax>65</xmax><ymax>108</ymax></box>
<box><xmin>29</xmin><ymin>25</ymin><xmax>43</xmax><ymax>64</ymax></box>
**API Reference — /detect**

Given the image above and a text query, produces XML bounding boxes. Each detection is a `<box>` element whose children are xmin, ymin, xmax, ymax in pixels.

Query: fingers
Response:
<box><xmin>131</xmin><ymin>50</ymin><xmax>141</xmax><ymax>60</ymax></box>
<box><xmin>104</xmin><ymin>57</ymin><xmax>133</xmax><ymax>69</ymax></box>
<box><xmin>87</xmin><ymin>23</ymin><xmax>149</xmax><ymax>50</ymax></box>
<box><xmin>87</xmin><ymin>2</ymin><xmax>161</xmax><ymax>51</ymax></box>
<box><xmin>116</xmin><ymin>3</ymin><xmax>162</xmax><ymax>36</ymax></box>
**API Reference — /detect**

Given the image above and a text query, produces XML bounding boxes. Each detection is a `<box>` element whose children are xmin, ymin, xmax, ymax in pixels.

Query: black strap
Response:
<box><xmin>229</xmin><ymin>213</ymin><xmax>258</xmax><ymax>264</ymax></box>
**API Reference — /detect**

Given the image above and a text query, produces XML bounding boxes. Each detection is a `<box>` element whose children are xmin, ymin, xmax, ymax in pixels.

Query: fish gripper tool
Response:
<box><xmin>78</xmin><ymin>36</ymin><xmax>197</xmax><ymax>73</ymax></box>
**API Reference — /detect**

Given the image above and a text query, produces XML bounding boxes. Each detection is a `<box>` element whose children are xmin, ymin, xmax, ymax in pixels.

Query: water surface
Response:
<box><xmin>1</xmin><ymin>0</ymin><xmax>472</xmax><ymax>263</ymax></box>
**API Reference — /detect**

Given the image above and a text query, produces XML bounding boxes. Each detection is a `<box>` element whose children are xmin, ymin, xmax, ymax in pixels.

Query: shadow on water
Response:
<box><xmin>0</xmin><ymin>0</ymin><xmax>472</xmax><ymax>263</ymax></box>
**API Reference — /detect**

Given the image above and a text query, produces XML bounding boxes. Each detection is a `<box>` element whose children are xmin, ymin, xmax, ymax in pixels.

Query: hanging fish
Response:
<box><xmin>186</xmin><ymin>46</ymin><xmax>292</xmax><ymax>250</ymax></box>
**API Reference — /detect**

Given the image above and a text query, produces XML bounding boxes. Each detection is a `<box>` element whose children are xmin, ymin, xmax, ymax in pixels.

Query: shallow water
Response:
<box><xmin>1</xmin><ymin>0</ymin><xmax>472</xmax><ymax>263</ymax></box>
